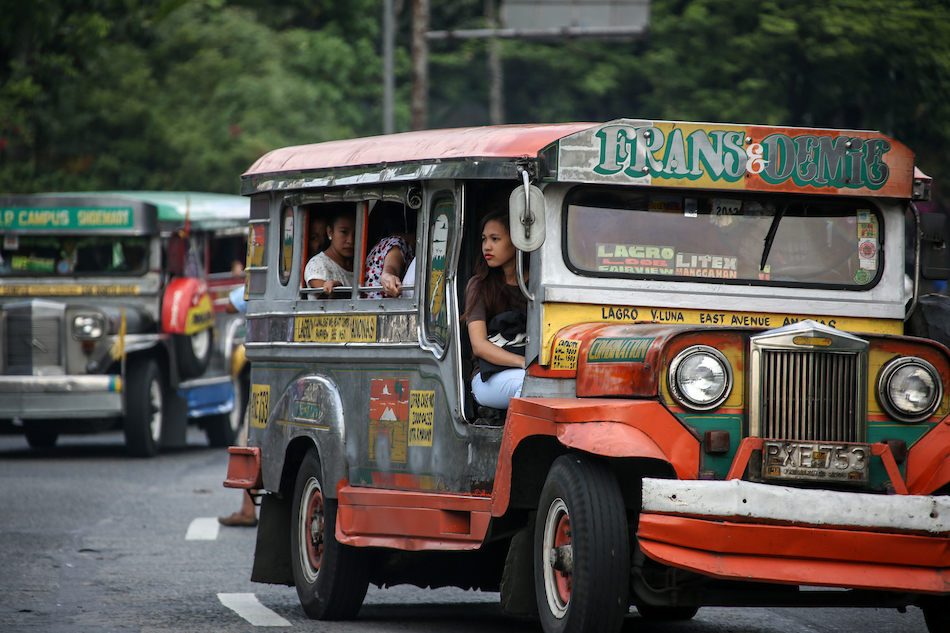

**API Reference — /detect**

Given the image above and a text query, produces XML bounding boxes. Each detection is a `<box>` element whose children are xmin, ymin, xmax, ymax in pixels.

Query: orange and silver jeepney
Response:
<box><xmin>226</xmin><ymin>120</ymin><xmax>950</xmax><ymax>631</ymax></box>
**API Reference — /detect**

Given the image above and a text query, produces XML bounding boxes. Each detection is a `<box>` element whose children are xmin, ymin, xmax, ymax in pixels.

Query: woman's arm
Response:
<box><xmin>379</xmin><ymin>248</ymin><xmax>406</xmax><ymax>297</ymax></box>
<box><xmin>307</xmin><ymin>277</ymin><xmax>343</xmax><ymax>295</ymax></box>
<box><xmin>468</xmin><ymin>320</ymin><xmax>526</xmax><ymax>369</ymax></box>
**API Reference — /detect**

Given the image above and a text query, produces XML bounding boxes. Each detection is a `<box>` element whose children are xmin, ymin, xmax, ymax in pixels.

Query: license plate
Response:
<box><xmin>761</xmin><ymin>440</ymin><xmax>869</xmax><ymax>484</ymax></box>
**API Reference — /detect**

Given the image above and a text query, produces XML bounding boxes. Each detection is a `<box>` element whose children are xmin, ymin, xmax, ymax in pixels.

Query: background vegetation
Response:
<box><xmin>1</xmin><ymin>0</ymin><xmax>948</xmax><ymax>205</ymax></box>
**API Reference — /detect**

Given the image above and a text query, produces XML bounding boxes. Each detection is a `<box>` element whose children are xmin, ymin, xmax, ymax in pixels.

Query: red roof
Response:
<box><xmin>244</xmin><ymin>123</ymin><xmax>594</xmax><ymax>176</ymax></box>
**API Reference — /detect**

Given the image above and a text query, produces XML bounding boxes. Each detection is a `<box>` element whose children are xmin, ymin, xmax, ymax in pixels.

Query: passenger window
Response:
<box><xmin>360</xmin><ymin>201</ymin><xmax>417</xmax><ymax>299</ymax></box>
<box><xmin>246</xmin><ymin>195</ymin><xmax>269</xmax><ymax>296</ymax></box>
<box><xmin>278</xmin><ymin>205</ymin><xmax>294</xmax><ymax>286</ymax></box>
<box><xmin>425</xmin><ymin>195</ymin><xmax>454</xmax><ymax>349</ymax></box>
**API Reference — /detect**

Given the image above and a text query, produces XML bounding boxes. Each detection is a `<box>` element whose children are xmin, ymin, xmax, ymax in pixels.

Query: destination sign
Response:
<box><xmin>0</xmin><ymin>207</ymin><xmax>135</xmax><ymax>230</ymax></box>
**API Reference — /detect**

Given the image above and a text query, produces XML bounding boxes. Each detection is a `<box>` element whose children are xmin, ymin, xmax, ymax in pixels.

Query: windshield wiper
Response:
<box><xmin>760</xmin><ymin>201</ymin><xmax>790</xmax><ymax>271</ymax></box>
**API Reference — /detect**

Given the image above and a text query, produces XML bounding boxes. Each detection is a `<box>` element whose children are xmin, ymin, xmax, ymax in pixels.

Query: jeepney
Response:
<box><xmin>225</xmin><ymin>120</ymin><xmax>950</xmax><ymax>632</ymax></box>
<box><xmin>0</xmin><ymin>191</ymin><xmax>250</xmax><ymax>456</ymax></box>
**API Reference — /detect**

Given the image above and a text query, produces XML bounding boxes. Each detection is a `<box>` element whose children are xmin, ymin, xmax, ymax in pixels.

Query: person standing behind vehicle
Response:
<box><xmin>304</xmin><ymin>208</ymin><xmax>355</xmax><ymax>297</ymax></box>
<box><xmin>461</xmin><ymin>208</ymin><xmax>527</xmax><ymax>409</ymax></box>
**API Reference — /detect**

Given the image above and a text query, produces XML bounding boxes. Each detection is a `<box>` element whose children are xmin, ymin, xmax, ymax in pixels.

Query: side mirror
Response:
<box><xmin>920</xmin><ymin>213</ymin><xmax>950</xmax><ymax>280</ymax></box>
<box><xmin>509</xmin><ymin>184</ymin><xmax>545</xmax><ymax>252</ymax></box>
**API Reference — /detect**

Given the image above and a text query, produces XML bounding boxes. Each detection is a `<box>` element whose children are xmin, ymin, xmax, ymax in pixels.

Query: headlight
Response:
<box><xmin>669</xmin><ymin>345</ymin><xmax>732</xmax><ymax>411</ymax></box>
<box><xmin>877</xmin><ymin>357</ymin><xmax>942</xmax><ymax>423</ymax></box>
<box><xmin>72</xmin><ymin>314</ymin><xmax>104</xmax><ymax>340</ymax></box>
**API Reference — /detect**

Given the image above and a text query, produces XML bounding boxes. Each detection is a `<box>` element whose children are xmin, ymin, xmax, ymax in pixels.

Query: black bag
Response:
<box><xmin>478</xmin><ymin>310</ymin><xmax>527</xmax><ymax>380</ymax></box>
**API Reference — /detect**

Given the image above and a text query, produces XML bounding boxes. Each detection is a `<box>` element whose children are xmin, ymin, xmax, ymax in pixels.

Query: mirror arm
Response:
<box><xmin>906</xmin><ymin>201</ymin><xmax>920</xmax><ymax>322</ymax></box>
<box><xmin>516</xmin><ymin>248</ymin><xmax>533</xmax><ymax>302</ymax></box>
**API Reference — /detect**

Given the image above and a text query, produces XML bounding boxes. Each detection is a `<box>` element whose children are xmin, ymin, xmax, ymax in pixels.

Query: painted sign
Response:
<box><xmin>294</xmin><ymin>315</ymin><xmax>378</xmax><ymax>343</ymax></box>
<box><xmin>587</xmin><ymin>337</ymin><xmax>653</xmax><ymax>363</ymax></box>
<box><xmin>541</xmin><ymin>302</ymin><xmax>903</xmax><ymax>366</ymax></box>
<box><xmin>369</xmin><ymin>378</ymin><xmax>409</xmax><ymax>463</ymax></box>
<box><xmin>549</xmin><ymin>120</ymin><xmax>914</xmax><ymax>198</ymax></box>
<box><xmin>0</xmin><ymin>284</ymin><xmax>141</xmax><ymax>296</ymax></box>
<box><xmin>0</xmin><ymin>207</ymin><xmax>135</xmax><ymax>230</ymax></box>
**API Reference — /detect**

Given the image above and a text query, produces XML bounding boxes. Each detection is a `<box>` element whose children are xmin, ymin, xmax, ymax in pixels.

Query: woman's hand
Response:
<box><xmin>322</xmin><ymin>279</ymin><xmax>342</xmax><ymax>295</ymax></box>
<box><xmin>380</xmin><ymin>271</ymin><xmax>402</xmax><ymax>297</ymax></box>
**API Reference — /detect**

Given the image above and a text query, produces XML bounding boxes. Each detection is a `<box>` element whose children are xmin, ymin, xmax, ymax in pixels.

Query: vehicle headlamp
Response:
<box><xmin>668</xmin><ymin>345</ymin><xmax>732</xmax><ymax>411</ymax></box>
<box><xmin>72</xmin><ymin>314</ymin><xmax>105</xmax><ymax>340</ymax></box>
<box><xmin>877</xmin><ymin>357</ymin><xmax>942</xmax><ymax>423</ymax></box>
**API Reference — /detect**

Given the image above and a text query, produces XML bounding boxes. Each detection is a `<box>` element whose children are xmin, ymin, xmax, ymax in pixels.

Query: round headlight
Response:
<box><xmin>878</xmin><ymin>357</ymin><xmax>942</xmax><ymax>423</ymax></box>
<box><xmin>73</xmin><ymin>314</ymin><xmax>104</xmax><ymax>340</ymax></box>
<box><xmin>669</xmin><ymin>345</ymin><xmax>732</xmax><ymax>411</ymax></box>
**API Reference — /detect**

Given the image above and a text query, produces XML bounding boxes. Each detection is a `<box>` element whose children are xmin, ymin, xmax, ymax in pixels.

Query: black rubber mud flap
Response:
<box><xmin>251</xmin><ymin>493</ymin><xmax>295</xmax><ymax>586</ymax></box>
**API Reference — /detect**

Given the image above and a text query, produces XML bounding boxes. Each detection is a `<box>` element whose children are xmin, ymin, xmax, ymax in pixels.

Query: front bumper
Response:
<box><xmin>0</xmin><ymin>375</ymin><xmax>123</xmax><ymax>419</ymax></box>
<box><xmin>640</xmin><ymin>477</ymin><xmax>950</xmax><ymax>593</ymax></box>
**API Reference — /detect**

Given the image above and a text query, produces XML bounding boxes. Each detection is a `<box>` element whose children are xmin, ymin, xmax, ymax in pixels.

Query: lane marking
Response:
<box><xmin>185</xmin><ymin>517</ymin><xmax>220</xmax><ymax>541</ymax></box>
<box><xmin>218</xmin><ymin>593</ymin><xmax>291</xmax><ymax>626</ymax></box>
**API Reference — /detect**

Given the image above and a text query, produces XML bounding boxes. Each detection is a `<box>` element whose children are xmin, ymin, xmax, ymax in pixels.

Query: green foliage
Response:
<box><xmin>1</xmin><ymin>0</ymin><xmax>949</xmax><ymax>201</ymax></box>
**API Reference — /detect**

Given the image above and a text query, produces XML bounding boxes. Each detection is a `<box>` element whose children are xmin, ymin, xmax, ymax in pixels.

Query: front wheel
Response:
<box><xmin>205</xmin><ymin>375</ymin><xmax>247</xmax><ymax>447</ymax></box>
<box><xmin>535</xmin><ymin>454</ymin><xmax>630</xmax><ymax>633</ymax></box>
<box><xmin>291</xmin><ymin>450</ymin><xmax>369</xmax><ymax>620</ymax></box>
<box><xmin>174</xmin><ymin>328</ymin><xmax>211</xmax><ymax>379</ymax></box>
<box><xmin>123</xmin><ymin>359</ymin><xmax>165</xmax><ymax>457</ymax></box>
<box><xmin>922</xmin><ymin>595</ymin><xmax>950</xmax><ymax>633</ymax></box>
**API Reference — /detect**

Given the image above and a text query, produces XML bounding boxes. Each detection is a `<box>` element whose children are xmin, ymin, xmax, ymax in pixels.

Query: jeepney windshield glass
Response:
<box><xmin>565</xmin><ymin>191</ymin><xmax>881</xmax><ymax>288</ymax></box>
<box><xmin>0</xmin><ymin>235</ymin><xmax>149</xmax><ymax>276</ymax></box>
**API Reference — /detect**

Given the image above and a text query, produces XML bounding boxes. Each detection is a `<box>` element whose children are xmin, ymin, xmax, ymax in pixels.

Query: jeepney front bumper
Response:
<box><xmin>639</xmin><ymin>477</ymin><xmax>950</xmax><ymax>593</ymax></box>
<box><xmin>0</xmin><ymin>375</ymin><xmax>123</xmax><ymax>419</ymax></box>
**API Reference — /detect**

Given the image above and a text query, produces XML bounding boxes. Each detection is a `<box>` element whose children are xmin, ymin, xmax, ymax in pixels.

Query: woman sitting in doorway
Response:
<box><xmin>304</xmin><ymin>207</ymin><xmax>355</xmax><ymax>297</ymax></box>
<box><xmin>461</xmin><ymin>208</ymin><xmax>527</xmax><ymax>410</ymax></box>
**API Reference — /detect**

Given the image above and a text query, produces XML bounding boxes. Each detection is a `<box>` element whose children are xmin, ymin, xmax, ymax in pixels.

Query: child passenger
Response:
<box><xmin>304</xmin><ymin>207</ymin><xmax>355</xmax><ymax>297</ymax></box>
<box><xmin>461</xmin><ymin>208</ymin><xmax>527</xmax><ymax>409</ymax></box>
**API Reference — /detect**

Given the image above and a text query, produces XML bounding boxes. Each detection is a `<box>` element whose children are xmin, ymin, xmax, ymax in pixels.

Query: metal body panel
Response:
<box><xmin>0</xmin><ymin>374</ymin><xmax>123</xmax><ymax>417</ymax></box>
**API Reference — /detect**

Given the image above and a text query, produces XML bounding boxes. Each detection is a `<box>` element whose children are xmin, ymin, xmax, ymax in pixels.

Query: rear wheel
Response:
<box><xmin>123</xmin><ymin>359</ymin><xmax>164</xmax><ymax>457</ymax></box>
<box><xmin>291</xmin><ymin>449</ymin><xmax>369</xmax><ymax>620</ymax></box>
<box><xmin>534</xmin><ymin>454</ymin><xmax>629</xmax><ymax>633</ymax></box>
<box><xmin>174</xmin><ymin>328</ymin><xmax>211</xmax><ymax>379</ymax></box>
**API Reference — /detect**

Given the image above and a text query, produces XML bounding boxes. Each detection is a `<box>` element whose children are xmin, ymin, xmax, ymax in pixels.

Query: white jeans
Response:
<box><xmin>471</xmin><ymin>368</ymin><xmax>525</xmax><ymax>409</ymax></box>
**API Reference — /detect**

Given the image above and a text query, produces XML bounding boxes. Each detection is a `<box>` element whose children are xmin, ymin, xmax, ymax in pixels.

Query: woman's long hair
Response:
<box><xmin>461</xmin><ymin>207</ymin><xmax>517</xmax><ymax>324</ymax></box>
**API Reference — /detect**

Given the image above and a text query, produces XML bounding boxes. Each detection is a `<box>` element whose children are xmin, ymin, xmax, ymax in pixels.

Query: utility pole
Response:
<box><xmin>411</xmin><ymin>0</ymin><xmax>429</xmax><ymax>131</ymax></box>
<box><xmin>383</xmin><ymin>0</ymin><xmax>395</xmax><ymax>134</ymax></box>
<box><xmin>486</xmin><ymin>0</ymin><xmax>504</xmax><ymax>125</ymax></box>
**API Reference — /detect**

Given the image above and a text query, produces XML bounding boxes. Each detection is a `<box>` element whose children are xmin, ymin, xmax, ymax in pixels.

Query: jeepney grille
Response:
<box><xmin>759</xmin><ymin>349</ymin><xmax>862</xmax><ymax>442</ymax></box>
<box><xmin>6</xmin><ymin>315</ymin><xmax>62</xmax><ymax>370</ymax></box>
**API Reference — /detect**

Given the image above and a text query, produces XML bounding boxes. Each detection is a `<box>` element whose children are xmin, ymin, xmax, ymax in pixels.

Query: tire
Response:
<box><xmin>922</xmin><ymin>596</ymin><xmax>950</xmax><ymax>633</ymax></box>
<box><xmin>123</xmin><ymin>359</ymin><xmax>165</xmax><ymax>457</ymax></box>
<box><xmin>205</xmin><ymin>375</ymin><xmax>247</xmax><ymax>447</ymax></box>
<box><xmin>174</xmin><ymin>328</ymin><xmax>211</xmax><ymax>379</ymax></box>
<box><xmin>24</xmin><ymin>425</ymin><xmax>58</xmax><ymax>449</ymax></box>
<box><xmin>534</xmin><ymin>454</ymin><xmax>630</xmax><ymax>633</ymax></box>
<box><xmin>291</xmin><ymin>449</ymin><xmax>369</xmax><ymax>620</ymax></box>
<box><xmin>635</xmin><ymin>603</ymin><xmax>699</xmax><ymax>621</ymax></box>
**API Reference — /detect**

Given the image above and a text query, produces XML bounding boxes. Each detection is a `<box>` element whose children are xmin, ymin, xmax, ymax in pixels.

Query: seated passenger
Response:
<box><xmin>307</xmin><ymin>208</ymin><xmax>329</xmax><ymax>261</ymax></box>
<box><xmin>304</xmin><ymin>208</ymin><xmax>355</xmax><ymax>297</ymax></box>
<box><xmin>365</xmin><ymin>224</ymin><xmax>414</xmax><ymax>299</ymax></box>
<box><xmin>461</xmin><ymin>208</ymin><xmax>527</xmax><ymax>410</ymax></box>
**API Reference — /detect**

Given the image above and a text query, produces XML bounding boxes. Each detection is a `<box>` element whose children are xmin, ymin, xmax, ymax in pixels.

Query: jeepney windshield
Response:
<box><xmin>565</xmin><ymin>189</ymin><xmax>881</xmax><ymax>288</ymax></box>
<box><xmin>0</xmin><ymin>235</ymin><xmax>149</xmax><ymax>277</ymax></box>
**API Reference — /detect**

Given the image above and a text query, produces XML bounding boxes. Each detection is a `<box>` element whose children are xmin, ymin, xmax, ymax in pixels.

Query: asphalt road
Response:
<box><xmin>0</xmin><ymin>429</ymin><xmax>931</xmax><ymax>633</ymax></box>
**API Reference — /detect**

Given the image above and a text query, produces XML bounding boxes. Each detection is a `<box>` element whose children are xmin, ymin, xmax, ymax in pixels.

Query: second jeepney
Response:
<box><xmin>226</xmin><ymin>120</ymin><xmax>950</xmax><ymax>631</ymax></box>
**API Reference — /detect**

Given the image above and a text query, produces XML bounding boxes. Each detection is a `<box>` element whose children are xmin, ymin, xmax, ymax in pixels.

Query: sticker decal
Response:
<box><xmin>552</xmin><ymin>339</ymin><xmax>581</xmax><ymax>371</ymax></box>
<box><xmin>409</xmin><ymin>390</ymin><xmax>435</xmax><ymax>447</ymax></box>
<box><xmin>249</xmin><ymin>384</ymin><xmax>270</xmax><ymax>428</ymax></box>
<box><xmin>294</xmin><ymin>315</ymin><xmax>378</xmax><ymax>343</ymax></box>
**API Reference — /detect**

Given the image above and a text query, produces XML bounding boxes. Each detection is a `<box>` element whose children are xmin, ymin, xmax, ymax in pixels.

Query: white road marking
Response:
<box><xmin>185</xmin><ymin>517</ymin><xmax>220</xmax><ymax>541</ymax></box>
<box><xmin>218</xmin><ymin>593</ymin><xmax>291</xmax><ymax>626</ymax></box>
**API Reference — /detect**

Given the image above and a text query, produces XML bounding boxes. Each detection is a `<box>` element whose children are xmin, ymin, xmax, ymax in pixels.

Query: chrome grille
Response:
<box><xmin>760</xmin><ymin>349</ymin><xmax>861</xmax><ymax>442</ymax></box>
<box><xmin>750</xmin><ymin>321</ymin><xmax>868</xmax><ymax>443</ymax></box>
<box><xmin>6</xmin><ymin>315</ymin><xmax>62</xmax><ymax>370</ymax></box>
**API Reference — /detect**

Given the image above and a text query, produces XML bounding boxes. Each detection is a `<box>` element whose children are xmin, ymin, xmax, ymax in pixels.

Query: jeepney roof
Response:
<box><xmin>242</xmin><ymin>119</ymin><xmax>918</xmax><ymax>200</ymax></box>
